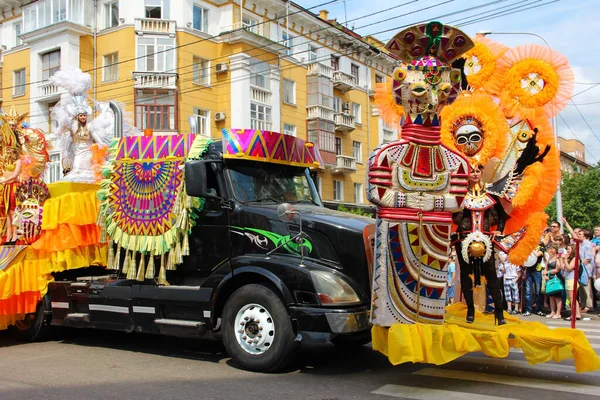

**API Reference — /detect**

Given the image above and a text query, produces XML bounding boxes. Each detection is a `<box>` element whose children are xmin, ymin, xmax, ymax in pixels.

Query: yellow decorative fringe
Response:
<box><xmin>182</xmin><ymin>233</ymin><xmax>190</xmax><ymax>256</ymax></box>
<box><xmin>126</xmin><ymin>251</ymin><xmax>137</xmax><ymax>280</ymax></box>
<box><xmin>122</xmin><ymin>249</ymin><xmax>130</xmax><ymax>275</ymax></box>
<box><xmin>136</xmin><ymin>252</ymin><xmax>146</xmax><ymax>281</ymax></box>
<box><xmin>145</xmin><ymin>254</ymin><xmax>156</xmax><ymax>280</ymax></box>
<box><xmin>107</xmin><ymin>244</ymin><xmax>115</xmax><ymax>270</ymax></box>
<box><xmin>157</xmin><ymin>253</ymin><xmax>167</xmax><ymax>285</ymax></box>
<box><xmin>114</xmin><ymin>245</ymin><xmax>122</xmax><ymax>272</ymax></box>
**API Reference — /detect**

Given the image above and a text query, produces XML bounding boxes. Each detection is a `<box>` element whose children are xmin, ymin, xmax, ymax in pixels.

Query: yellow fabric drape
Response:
<box><xmin>42</xmin><ymin>183</ymin><xmax>100</xmax><ymax>230</ymax></box>
<box><xmin>372</xmin><ymin>303</ymin><xmax>600</xmax><ymax>373</ymax></box>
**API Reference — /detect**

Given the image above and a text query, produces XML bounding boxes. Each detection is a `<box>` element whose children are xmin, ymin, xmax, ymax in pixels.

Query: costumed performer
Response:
<box><xmin>367</xmin><ymin>21</ymin><xmax>473</xmax><ymax>326</ymax></box>
<box><xmin>0</xmin><ymin>125</ymin><xmax>22</xmax><ymax>244</ymax></box>
<box><xmin>50</xmin><ymin>66</ymin><xmax>114</xmax><ymax>183</ymax></box>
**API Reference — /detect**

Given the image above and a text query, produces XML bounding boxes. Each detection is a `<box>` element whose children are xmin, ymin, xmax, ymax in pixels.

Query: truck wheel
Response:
<box><xmin>222</xmin><ymin>284</ymin><xmax>298</xmax><ymax>372</ymax></box>
<box><xmin>9</xmin><ymin>294</ymin><xmax>52</xmax><ymax>342</ymax></box>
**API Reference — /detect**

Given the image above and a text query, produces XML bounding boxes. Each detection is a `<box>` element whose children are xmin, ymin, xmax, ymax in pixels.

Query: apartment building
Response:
<box><xmin>558</xmin><ymin>137</ymin><xmax>593</xmax><ymax>175</ymax></box>
<box><xmin>0</xmin><ymin>0</ymin><xmax>399</xmax><ymax>206</ymax></box>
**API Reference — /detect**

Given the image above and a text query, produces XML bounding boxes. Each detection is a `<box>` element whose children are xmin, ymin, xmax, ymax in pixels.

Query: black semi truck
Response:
<box><xmin>12</xmin><ymin>140</ymin><xmax>376</xmax><ymax>372</ymax></box>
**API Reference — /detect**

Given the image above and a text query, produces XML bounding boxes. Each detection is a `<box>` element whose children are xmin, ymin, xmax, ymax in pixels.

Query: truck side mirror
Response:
<box><xmin>185</xmin><ymin>160</ymin><xmax>220</xmax><ymax>199</ymax></box>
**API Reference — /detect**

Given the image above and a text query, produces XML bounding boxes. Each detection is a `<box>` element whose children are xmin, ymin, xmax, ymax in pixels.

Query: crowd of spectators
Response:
<box><xmin>447</xmin><ymin>220</ymin><xmax>600</xmax><ymax>321</ymax></box>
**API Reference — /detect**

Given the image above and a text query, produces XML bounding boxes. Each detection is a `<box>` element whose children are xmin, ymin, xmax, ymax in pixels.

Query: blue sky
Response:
<box><xmin>297</xmin><ymin>0</ymin><xmax>600</xmax><ymax>164</ymax></box>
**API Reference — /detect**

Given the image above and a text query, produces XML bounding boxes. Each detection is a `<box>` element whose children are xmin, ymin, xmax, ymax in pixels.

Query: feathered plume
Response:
<box><xmin>49</xmin><ymin>66</ymin><xmax>92</xmax><ymax>97</ymax></box>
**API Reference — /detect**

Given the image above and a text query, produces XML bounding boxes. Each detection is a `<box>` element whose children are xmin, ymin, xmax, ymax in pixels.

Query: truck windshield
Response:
<box><xmin>227</xmin><ymin>161</ymin><xmax>321</xmax><ymax>205</ymax></box>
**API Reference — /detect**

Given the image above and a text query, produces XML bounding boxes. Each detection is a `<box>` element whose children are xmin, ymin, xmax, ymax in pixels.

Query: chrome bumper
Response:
<box><xmin>325</xmin><ymin>310</ymin><xmax>371</xmax><ymax>333</ymax></box>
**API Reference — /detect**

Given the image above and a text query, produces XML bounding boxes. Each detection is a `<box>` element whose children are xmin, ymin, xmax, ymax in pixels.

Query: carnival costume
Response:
<box><xmin>50</xmin><ymin>66</ymin><xmax>114</xmax><ymax>183</ymax></box>
<box><xmin>369</xmin><ymin>22</ymin><xmax>600</xmax><ymax>373</ymax></box>
<box><xmin>368</xmin><ymin>22</ymin><xmax>472</xmax><ymax>327</ymax></box>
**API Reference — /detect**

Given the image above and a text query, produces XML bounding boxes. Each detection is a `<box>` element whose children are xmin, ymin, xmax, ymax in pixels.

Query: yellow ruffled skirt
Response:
<box><xmin>372</xmin><ymin>303</ymin><xmax>600</xmax><ymax>373</ymax></box>
<box><xmin>0</xmin><ymin>182</ymin><xmax>107</xmax><ymax>330</ymax></box>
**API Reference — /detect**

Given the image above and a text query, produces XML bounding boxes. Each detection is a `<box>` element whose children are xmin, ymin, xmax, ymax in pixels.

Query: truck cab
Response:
<box><xmin>16</xmin><ymin>137</ymin><xmax>375</xmax><ymax>372</ymax></box>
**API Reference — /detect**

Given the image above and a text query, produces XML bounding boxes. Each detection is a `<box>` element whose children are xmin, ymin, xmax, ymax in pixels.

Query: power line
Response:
<box><xmin>1</xmin><ymin>0</ymin><xmax>341</xmax><ymax>92</ymax></box>
<box><xmin>569</xmin><ymin>100</ymin><xmax>600</xmax><ymax>145</ymax></box>
<box><xmin>457</xmin><ymin>0</ymin><xmax>560</xmax><ymax>27</ymax></box>
<box><xmin>573</xmin><ymin>83</ymin><xmax>600</xmax><ymax>97</ymax></box>
<box><xmin>448</xmin><ymin>0</ymin><xmax>530</xmax><ymax>25</ymax></box>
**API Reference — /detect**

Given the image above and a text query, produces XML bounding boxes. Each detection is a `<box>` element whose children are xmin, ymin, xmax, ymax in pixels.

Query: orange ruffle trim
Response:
<box><xmin>32</xmin><ymin>224</ymin><xmax>102</xmax><ymax>252</ymax></box>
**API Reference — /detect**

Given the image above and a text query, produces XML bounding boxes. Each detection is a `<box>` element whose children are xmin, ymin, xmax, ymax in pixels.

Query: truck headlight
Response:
<box><xmin>310</xmin><ymin>270</ymin><xmax>361</xmax><ymax>306</ymax></box>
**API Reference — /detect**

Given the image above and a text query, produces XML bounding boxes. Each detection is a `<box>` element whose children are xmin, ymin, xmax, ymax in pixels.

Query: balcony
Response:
<box><xmin>133</xmin><ymin>72</ymin><xmax>178</xmax><ymax>89</ymax></box>
<box><xmin>332</xmin><ymin>155</ymin><xmax>357</xmax><ymax>175</ymax></box>
<box><xmin>332</xmin><ymin>70</ymin><xmax>356</xmax><ymax>93</ymax></box>
<box><xmin>250</xmin><ymin>85</ymin><xmax>272</xmax><ymax>104</ymax></box>
<box><xmin>135</xmin><ymin>18</ymin><xmax>176</xmax><ymax>36</ymax></box>
<box><xmin>22</xmin><ymin>0</ymin><xmax>87</xmax><ymax>35</ymax></box>
<box><xmin>334</xmin><ymin>113</ymin><xmax>356</xmax><ymax>133</ymax></box>
<box><xmin>307</xmin><ymin>62</ymin><xmax>333</xmax><ymax>79</ymax></box>
<box><xmin>37</xmin><ymin>82</ymin><xmax>64</xmax><ymax>102</ymax></box>
<box><xmin>306</xmin><ymin>105</ymin><xmax>334</xmax><ymax>122</ymax></box>
<box><xmin>220</xmin><ymin>22</ymin><xmax>263</xmax><ymax>36</ymax></box>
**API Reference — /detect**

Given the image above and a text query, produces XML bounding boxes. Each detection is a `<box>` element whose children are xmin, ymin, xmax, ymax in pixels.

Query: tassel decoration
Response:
<box><xmin>114</xmin><ymin>245</ymin><xmax>122</xmax><ymax>273</ymax></box>
<box><xmin>126</xmin><ymin>250</ymin><xmax>137</xmax><ymax>280</ymax></box>
<box><xmin>145</xmin><ymin>253</ymin><xmax>156</xmax><ymax>280</ymax></box>
<box><xmin>175</xmin><ymin>240</ymin><xmax>183</xmax><ymax>265</ymax></box>
<box><xmin>182</xmin><ymin>233</ymin><xmax>190</xmax><ymax>256</ymax></box>
<box><xmin>107</xmin><ymin>243</ymin><xmax>115</xmax><ymax>270</ymax></box>
<box><xmin>136</xmin><ymin>252</ymin><xmax>146</xmax><ymax>281</ymax></box>
<box><xmin>122</xmin><ymin>249</ymin><xmax>130</xmax><ymax>275</ymax></box>
<box><xmin>157</xmin><ymin>253</ymin><xmax>167</xmax><ymax>285</ymax></box>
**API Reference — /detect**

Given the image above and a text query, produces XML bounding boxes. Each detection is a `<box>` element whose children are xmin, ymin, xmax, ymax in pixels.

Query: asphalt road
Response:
<box><xmin>1</xmin><ymin>315</ymin><xmax>599</xmax><ymax>400</ymax></box>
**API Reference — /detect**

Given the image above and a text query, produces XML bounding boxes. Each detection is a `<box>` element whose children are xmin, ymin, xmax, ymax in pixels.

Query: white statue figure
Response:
<box><xmin>50</xmin><ymin>67</ymin><xmax>114</xmax><ymax>183</ymax></box>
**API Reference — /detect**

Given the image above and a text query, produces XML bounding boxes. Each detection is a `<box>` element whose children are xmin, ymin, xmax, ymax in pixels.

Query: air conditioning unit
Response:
<box><xmin>215</xmin><ymin>112</ymin><xmax>226</xmax><ymax>122</ymax></box>
<box><xmin>216</xmin><ymin>63</ymin><xmax>229</xmax><ymax>73</ymax></box>
<box><xmin>342</xmin><ymin>102</ymin><xmax>351</xmax><ymax>111</ymax></box>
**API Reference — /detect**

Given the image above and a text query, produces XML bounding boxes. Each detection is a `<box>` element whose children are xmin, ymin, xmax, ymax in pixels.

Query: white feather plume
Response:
<box><xmin>49</xmin><ymin>66</ymin><xmax>91</xmax><ymax>97</ymax></box>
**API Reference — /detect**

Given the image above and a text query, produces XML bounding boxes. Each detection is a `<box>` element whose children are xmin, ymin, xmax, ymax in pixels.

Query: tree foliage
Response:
<box><xmin>546</xmin><ymin>165</ymin><xmax>600</xmax><ymax>229</ymax></box>
<box><xmin>337</xmin><ymin>204</ymin><xmax>374</xmax><ymax>217</ymax></box>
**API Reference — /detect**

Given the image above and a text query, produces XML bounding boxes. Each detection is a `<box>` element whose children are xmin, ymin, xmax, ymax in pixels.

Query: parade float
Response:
<box><xmin>368</xmin><ymin>21</ymin><xmax>600</xmax><ymax>372</ymax></box>
<box><xmin>0</xmin><ymin>20</ymin><xmax>598</xmax><ymax>373</ymax></box>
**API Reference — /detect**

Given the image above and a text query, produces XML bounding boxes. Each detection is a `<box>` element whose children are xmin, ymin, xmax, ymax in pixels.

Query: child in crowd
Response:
<box><xmin>500</xmin><ymin>251</ymin><xmax>521</xmax><ymax>314</ymax></box>
<box><xmin>447</xmin><ymin>255</ymin><xmax>456</xmax><ymax>305</ymax></box>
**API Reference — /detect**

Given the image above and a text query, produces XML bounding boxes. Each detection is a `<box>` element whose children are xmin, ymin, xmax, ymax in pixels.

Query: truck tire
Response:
<box><xmin>221</xmin><ymin>284</ymin><xmax>298</xmax><ymax>372</ymax></box>
<box><xmin>8</xmin><ymin>294</ymin><xmax>52</xmax><ymax>342</ymax></box>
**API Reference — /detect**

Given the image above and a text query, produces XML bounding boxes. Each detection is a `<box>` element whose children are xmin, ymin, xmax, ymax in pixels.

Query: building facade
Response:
<box><xmin>0</xmin><ymin>0</ymin><xmax>399</xmax><ymax>205</ymax></box>
<box><xmin>558</xmin><ymin>137</ymin><xmax>593</xmax><ymax>175</ymax></box>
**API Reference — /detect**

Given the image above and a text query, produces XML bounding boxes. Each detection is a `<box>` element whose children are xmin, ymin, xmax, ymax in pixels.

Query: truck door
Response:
<box><xmin>178</xmin><ymin>161</ymin><xmax>230</xmax><ymax>278</ymax></box>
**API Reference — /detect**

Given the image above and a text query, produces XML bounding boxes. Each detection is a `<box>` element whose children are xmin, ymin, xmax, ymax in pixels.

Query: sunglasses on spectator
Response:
<box><xmin>551</xmin><ymin>225</ymin><xmax>559</xmax><ymax>228</ymax></box>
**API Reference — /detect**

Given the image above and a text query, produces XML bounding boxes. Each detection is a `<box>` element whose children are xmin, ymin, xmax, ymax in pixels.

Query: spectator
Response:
<box><xmin>447</xmin><ymin>255</ymin><xmax>456</xmax><ymax>305</ymax></box>
<box><xmin>523</xmin><ymin>243</ymin><xmax>546</xmax><ymax>316</ymax></box>
<box><xmin>543</xmin><ymin>221</ymin><xmax>562</xmax><ymax>247</ymax></box>
<box><xmin>592</xmin><ymin>226</ymin><xmax>600</xmax><ymax>277</ymax></box>
<box><xmin>578</xmin><ymin>228</ymin><xmax>595</xmax><ymax>312</ymax></box>
<box><xmin>502</xmin><ymin>253</ymin><xmax>521</xmax><ymax>314</ymax></box>
<box><xmin>544</xmin><ymin>243</ymin><xmax>563</xmax><ymax>319</ymax></box>
<box><xmin>561</xmin><ymin>244</ymin><xmax>590</xmax><ymax>321</ymax></box>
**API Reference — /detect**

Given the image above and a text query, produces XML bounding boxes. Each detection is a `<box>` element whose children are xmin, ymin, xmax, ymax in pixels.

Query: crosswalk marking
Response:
<box><xmin>413</xmin><ymin>368</ymin><xmax>600</xmax><ymax>396</ymax></box>
<box><xmin>453</xmin><ymin>356</ymin><xmax>581</xmax><ymax>374</ymax></box>
<box><xmin>371</xmin><ymin>384</ymin><xmax>513</xmax><ymax>400</ymax></box>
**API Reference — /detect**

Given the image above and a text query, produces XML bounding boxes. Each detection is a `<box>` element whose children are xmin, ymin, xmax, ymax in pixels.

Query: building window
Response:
<box><xmin>333</xmin><ymin>97</ymin><xmax>342</xmax><ymax>113</ymax></box>
<box><xmin>105</xmin><ymin>1</ymin><xmax>119</xmax><ymax>29</ymax></box>
<box><xmin>13</xmin><ymin>69</ymin><xmax>26</xmax><ymax>97</ymax></box>
<box><xmin>354</xmin><ymin>183</ymin><xmax>363</xmax><ymax>204</ymax></box>
<box><xmin>307</xmin><ymin>75</ymin><xmax>333</xmax><ymax>109</ymax></box>
<box><xmin>352</xmin><ymin>103</ymin><xmax>361</xmax><ymax>124</ymax></box>
<box><xmin>242</xmin><ymin>15</ymin><xmax>259</xmax><ymax>34</ymax></box>
<box><xmin>282</xmin><ymin>31</ymin><xmax>293</xmax><ymax>56</ymax></box>
<box><xmin>136</xmin><ymin>37</ymin><xmax>175</xmax><ymax>72</ymax></box>
<box><xmin>333</xmin><ymin>180</ymin><xmax>343</xmax><ymax>201</ymax></box>
<box><xmin>102</xmin><ymin>53</ymin><xmax>118</xmax><ymax>82</ymax></box>
<box><xmin>193</xmin><ymin>4</ymin><xmax>208</xmax><ymax>32</ymax></box>
<box><xmin>14</xmin><ymin>23</ymin><xmax>23</xmax><ymax>47</ymax></box>
<box><xmin>250</xmin><ymin>58</ymin><xmax>270</xmax><ymax>89</ymax></box>
<box><xmin>250</xmin><ymin>103</ymin><xmax>272</xmax><ymax>131</ymax></box>
<box><xmin>331</xmin><ymin>55</ymin><xmax>340</xmax><ymax>71</ymax></box>
<box><xmin>283</xmin><ymin>79</ymin><xmax>295</xmax><ymax>105</ymax></box>
<box><xmin>308</xmin><ymin>44</ymin><xmax>318</xmax><ymax>63</ymax></box>
<box><xmin>145</xmin><ymin>0</ymin><xmax>169</xmax><ymax>19</ymax></box>
<box><xmin>193</xmin><ymin>56</ymin><xmax>210</xmax><ymax>85</ymax></box>
<box><xmin>351</xmin><ymin>63</ymin><xmax>360</xmax><ymax>85</ymax></box>
<box><xmin>42</xmin><ymin>50</ymin><xmax>60</xmax><ymax>81</ymax></box>
<box><xmin>193</xmin><ymin>108</ymin><xmax>210</xmax><ymax>136</ymax></box>
<box><xmin>284</xmin><ymin>123</ymin><xmax>296</xmax><ymax>137</ymax></box>
<box><xmin>307</xmin><ymin>120</ymin><xmax>335</xmax><ymax>153</ymax></box>
<box><xmin>135</xmin><ymin>89</ymin><xmax>177</xmax><ymax>131</ymax></box>
<box><xmin>353</xmin><ymin>141</ymin><xmax>362</xmax><ymax>162</ymax></box>
<box><xmin>375</xmin><ymin>74</ymin><xmax>384</xmax><ymax>84</ymax></box>
<box><xmin>335</xmin><ymin>137</ymin><xmax>342</xmax><ymax>156</ymax></box>
<box><xmin>45</xmin><ymin>153</ymin><xmax>61</xmax><ymax>184</ymax></box>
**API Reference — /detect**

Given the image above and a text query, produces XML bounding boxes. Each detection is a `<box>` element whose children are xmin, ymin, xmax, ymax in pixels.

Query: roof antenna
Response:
<box><xmin>343</xmin><ymin>0</ymin><xmax>348</xmax><ymax>27</ymax></box>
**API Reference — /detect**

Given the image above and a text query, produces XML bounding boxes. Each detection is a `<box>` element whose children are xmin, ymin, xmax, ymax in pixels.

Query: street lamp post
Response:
<box><xmin>477</xmin><ymin>31</ymin><xmax>564</xmax><ymax>231</ymax></box>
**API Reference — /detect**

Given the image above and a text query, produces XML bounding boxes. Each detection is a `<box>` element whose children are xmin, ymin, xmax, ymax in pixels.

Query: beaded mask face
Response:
<box><xmin>454</xmin><ymin>119</ymin><xmax>484</xmax><ymax>156</ymax></box>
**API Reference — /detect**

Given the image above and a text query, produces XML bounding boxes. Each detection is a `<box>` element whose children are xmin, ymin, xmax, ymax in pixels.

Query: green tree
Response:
<box><xmin>546</xmin><ymin>166</ymin><xmax>600</xmax><ymax>229</ymax></box>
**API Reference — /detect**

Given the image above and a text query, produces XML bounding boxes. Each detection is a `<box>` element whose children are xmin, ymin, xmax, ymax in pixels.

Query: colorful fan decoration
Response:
<box><xmin>98</xmin><ymin>133</ymin><xmax>213</xmax><ymax>284</ymax></box>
